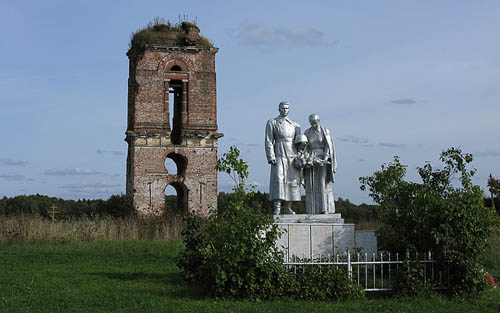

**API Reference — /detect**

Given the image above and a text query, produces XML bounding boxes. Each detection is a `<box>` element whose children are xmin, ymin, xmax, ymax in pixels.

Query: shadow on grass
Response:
<box><xmin>88</xmin><ymin>271</ymin><xmax>206</xmax><ymax>299</ymax></box>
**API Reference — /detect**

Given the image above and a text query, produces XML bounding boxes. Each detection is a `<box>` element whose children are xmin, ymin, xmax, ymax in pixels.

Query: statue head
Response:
<box><xmin>279</xmin><ymin>101</ymin><xmax>290</xmax><ymax>117</ymax></box>
<box><xmin>308</xmin><ymin>114</ymin><xmax>320</xmax><ymax>129</ymax></box>
<box><xmin>294</xmin><ymin>134</ymin><xmax>308</xmax><ymax>151</ymax></box>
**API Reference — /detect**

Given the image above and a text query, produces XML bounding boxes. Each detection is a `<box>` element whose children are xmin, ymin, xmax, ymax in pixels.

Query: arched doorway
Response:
<box><xmin>164</xmin><ymin>152</ymin><xmax>188</xmax><ymax>214</ymax></box>
<box><xmin>164</xmin><ymin>182</ymin><xmax>187</xmax><ymax>214</ymax></box>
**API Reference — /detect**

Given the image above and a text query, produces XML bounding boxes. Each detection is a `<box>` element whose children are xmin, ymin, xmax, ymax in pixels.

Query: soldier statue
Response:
<box><xmin>265</xmin><ymin>101</ymin><xmax>302</xmax><ymax>215</ymax></box>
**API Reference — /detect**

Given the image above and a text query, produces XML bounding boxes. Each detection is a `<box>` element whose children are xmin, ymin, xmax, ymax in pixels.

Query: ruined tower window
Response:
<box><xmin>165</xmin><ymin>183</ymin><xmax>187</xmax><ymax>214</ymax></box>
<box><xmin>165</xmin><ymin>152</ymin><xmax>187</xmax><ymax>175</ymax></box>
<box><xmin>170</xmin><ymin>65</ymin><xmax>182</xmax><ymax>71</ymax></box>
<box><xmin>165</xmin><ymin>157</ymin><xmax>177</xmax><ymax>175</ymax></box>
<box><xmin>169</xmin><ymin>80</ymin><xmax>183</xmax><ymax>145</ymax></box>
<box><xmin>165</xmin><ymin>184</ymin><xmax>178</xmax><ymax>212</ymax></box>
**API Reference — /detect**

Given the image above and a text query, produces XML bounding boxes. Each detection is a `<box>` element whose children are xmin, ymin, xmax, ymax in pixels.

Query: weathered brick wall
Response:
<box><xmin>126</xmin><ymin>45</ymin><xmax>222</xmax><ymax>217</ymax></box>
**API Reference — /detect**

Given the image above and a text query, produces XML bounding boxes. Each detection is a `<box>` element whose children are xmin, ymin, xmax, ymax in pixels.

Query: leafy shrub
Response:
<box><xmin>360</xmin><ymin>147</ymin><xmax>498</xmax><ymax>295</ymax></box>
<box><xmin>177</xmin><ymin>146</ymin><xmax>288</xmax><ymax>299</ymax></box>
<box><xmin>291</xmin><ymin>265</ymin><xmax>364</xmax><ymax>300</ymax></box>
<box><xmin>177</xmin><ymin>200</ymin><xmax>288</xmax><ymax>299</ymax></box>
<box><xmin>177</xmin><ymin>146</ymin><xmax>363</xmax><ymax>300</ymax></box>
<box><xmin>391</xmin><ymin>260</ymin><xmax>436</xmax><ymax>297</ymax></box>
<box><xmin>175</xmin><ymin>214</ymin><xmax>211</xmax><ymax>282</ymax></box>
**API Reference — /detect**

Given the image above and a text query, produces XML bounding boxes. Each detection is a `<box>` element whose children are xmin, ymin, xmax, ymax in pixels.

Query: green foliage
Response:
<box><xmin>216</xmin><ymin>145</ymin><xmax>249</xmax><ymax>193</ymax></box>
<box><xmin>0</xmin><ymin>194</ymin><xmax>134</xmax><ymax>219</ymax></box>
<box><xmin>487</xmin><ymin>174</ymin><xmax>500</xmax><ymax>199</ymax></box>
<box><xmin>0</xmin><ymin>197</ymin><xmax>4</xmax><ymax>215</ymax></box>
<box><xmin>218</xmin><ymin>191</ymin><xmax>380</xmax><ymax>221</ymax></box>
<box><xmin>291</xmin><ymin>265</ymin><xmax>364</xmax><ymax>300</ymax></box>
<box><xmin>100</xmin><ymin>194</ymin><xmax>135</xmax><ymax>218</ymax></box>
<box><xmin>392</xmin><ymin>260</ymin><xmax>436</xmax><ymax>298</ymax></box>
<box><xmin>175</xmin><ymin>214</ymin><xmax>211</xmax><ymax>282</ymax></box>
<box><xmin>178</xmin><ymin>145</ymin><xmax>362</xmax><ymax>300</ymax></box>
<box><xmin>360</xmin><ymin>147</ymin><xmax>498</xmax><ymax>295</ymax></box>
<box><xmin>487</xmin><ymin>174</ymin><xmax>500</xmax><ymax>214</ymax></box>
<box><xmin>481</xmin><ymin>229</ymin><xmax>500</xmax><ymax>279</ymax></box>
<box><xmin>335</xmin><ymin>197</ymin><xmax>380</xmax><ymax>224</ymax></box>
<box><xmin>178</xmin><ymin>145</ymin><xmax>288</xmax><ymax>299</ymax></box>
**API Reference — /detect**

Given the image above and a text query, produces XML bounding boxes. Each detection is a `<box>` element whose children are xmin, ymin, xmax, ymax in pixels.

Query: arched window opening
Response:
<box><xmin>169</xmin><ymin>80</ymin><xmax>183</xmax><ymax>144</ymax></box>
<box><xmin>170</xmin><ymin>65</ymin><xmax>182</xmax><ymax>71</ymax></box>
<box><xmin>165</xmin><ymin>157</ymin><xmax>177</xmax><ymax>175</ymax></box>
<box><xmin>165</xmin><ymin>152</ymin><xmax>187</xmax><ymax>175</ymax></box>
<box><xmin>164</xmin><ymin>182</ymin><xmax>187</xmax><ymax>214</ymax></box>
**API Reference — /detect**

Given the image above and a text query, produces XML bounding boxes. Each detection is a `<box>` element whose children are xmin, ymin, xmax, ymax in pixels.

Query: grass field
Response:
<box><xmin>1</xmin><ymin>240</ymin><xmax>499</xmax><ymax>313</ymax></box>
<box><xmin>0</xmin><ymin>215</ymin><xmax>183</xmax><ymax>244</ymax></box>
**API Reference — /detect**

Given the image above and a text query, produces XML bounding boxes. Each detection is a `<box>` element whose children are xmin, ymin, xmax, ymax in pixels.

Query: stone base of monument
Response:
<box><xmin>274</xmin><ymin>214</ymin><xmax>355</xmax><ymax>260</ymax></box>
<box><xmin>275</xmin><ymin>214</ymin><xmax>344</xmax><ymax>224</ymax></box>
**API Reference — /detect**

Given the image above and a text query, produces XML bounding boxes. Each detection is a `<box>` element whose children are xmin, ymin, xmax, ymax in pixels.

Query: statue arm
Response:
<box><xmin>319</xmin><ymin>126</ymin><xmax>331</xmax><ymax>164</ymax></box>
<box><xmin>295</xmin><ymin>123</ymin><xmax>301</xmax><ymax>138</ymax></box>
<box><xmin>329</xmin><ymin>130</ymin><xmax>337</xmax><ymax>172</ymax></box>
<box><xmin>265</xmin><ymin>120</ymin><xmax>276</xmax><ymax>163</ymax></box>
<box><xmin>323</xmin><ymin>131</ymin><xmax>330</xmax><ymax>162</ymax></box>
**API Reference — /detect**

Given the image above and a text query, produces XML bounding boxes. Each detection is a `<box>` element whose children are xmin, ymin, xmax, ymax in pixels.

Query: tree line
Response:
<box><xmin>1</xmin><ymin>184</ymin><xmax>498</xmax><ymax>220</ymax></box>
<box><xmin>1</xmin><ymin>192</ymin><xmax>380</xmax><ymax>223</ymax></box>
<box><xmin>0</xmin><ymin>194</ymin><xmax>134</xmax><ymax>219</ymax></box>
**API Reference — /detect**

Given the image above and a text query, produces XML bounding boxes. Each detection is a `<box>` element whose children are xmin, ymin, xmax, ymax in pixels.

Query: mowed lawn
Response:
<box><xmin>1</xmin><ymin>241</ymin><xmax>499</xmax><ymax>313</ymax></box>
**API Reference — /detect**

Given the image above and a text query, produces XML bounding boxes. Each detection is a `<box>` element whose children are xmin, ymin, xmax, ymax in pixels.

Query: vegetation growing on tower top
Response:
<box><xmin>128</xmin><ymin>17</ymin><xmax>213</xmax><ymax>55</ymax></box>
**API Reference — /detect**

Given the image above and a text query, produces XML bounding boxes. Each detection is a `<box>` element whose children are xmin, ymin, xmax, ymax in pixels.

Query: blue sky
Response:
<box><xmin>1</xmin><ymin>0</ymin><xmax>499</xmax><ymax>204</ymax></box>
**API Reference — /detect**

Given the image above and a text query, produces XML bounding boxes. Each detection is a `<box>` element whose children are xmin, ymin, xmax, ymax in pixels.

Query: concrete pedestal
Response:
<box><xmin>274</xmin><ymin>214</ymin><xmax>355</xmax><ymax>261</ymax></box>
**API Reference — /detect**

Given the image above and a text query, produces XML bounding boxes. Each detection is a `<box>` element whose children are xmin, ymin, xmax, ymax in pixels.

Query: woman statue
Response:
<box><xmin>303</xmin><ymin>114</ymin><xmax>337</xmax><ymax>214</ymax></box>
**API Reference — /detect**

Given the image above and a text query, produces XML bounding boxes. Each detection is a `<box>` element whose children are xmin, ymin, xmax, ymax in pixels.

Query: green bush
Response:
<box><xmin>177</xmin><ymin>146</ymin><xmax>363</xmax><ymax>300</ymax></box>
<box><xmin>391</xmin><ymin>260</ymin><xmax>436</xmax><ymax>297</ymax></box>
<box><xmin>291</xmin><ymin>265</ymin><xmax>364</xmax><ymax>300</ymax></box>
<box><xmin>360</xmin><ymin>147</ymin><xmax>498</xmax><ymax>295</ymax></box>
<box><xmin>175</xmin><ymin>213</ymin><xmax>211</xmax><ymax>282</ymax></box>
<box><xmin>177</xmin><ymin>146</ymin><xmax>288</xmax><ymax>299</ymax></box>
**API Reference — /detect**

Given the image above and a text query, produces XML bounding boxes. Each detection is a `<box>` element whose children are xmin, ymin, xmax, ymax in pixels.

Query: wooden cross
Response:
<box><xmin>49</xmin><ymin>204</ymin><xmax>58</xmax><ymax>222</ymax></box>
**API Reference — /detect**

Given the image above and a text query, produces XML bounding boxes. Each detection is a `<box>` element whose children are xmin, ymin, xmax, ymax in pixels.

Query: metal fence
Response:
<box><xmin>284</xmin><ymin>251</ymin><xmax>444</xmax><ymax>291</ymax></box>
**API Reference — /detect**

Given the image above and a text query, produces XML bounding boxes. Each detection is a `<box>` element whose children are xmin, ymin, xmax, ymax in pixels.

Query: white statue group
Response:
<box><xmin>265</xmin><ymin>101</ymin><xmax>337</xmax><ymax>215</ymax></box>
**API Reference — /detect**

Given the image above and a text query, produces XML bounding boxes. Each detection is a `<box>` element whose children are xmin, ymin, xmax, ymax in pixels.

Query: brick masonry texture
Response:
<box><xmin>126</xmin><ymin>44</ymin><xmax>222</xmax><ymax>217</ymax></box>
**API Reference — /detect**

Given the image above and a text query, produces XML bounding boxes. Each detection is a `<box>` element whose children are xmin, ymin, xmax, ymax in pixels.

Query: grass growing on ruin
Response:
<box><xmin>128</xmin><ymin>17</ymin><xmax>213</xmax><ymax>57</ymax></box>
<box><xmin>1</xmin><ymin>240</ymin><xmax>499</xmax><ymax>313</ymax></box>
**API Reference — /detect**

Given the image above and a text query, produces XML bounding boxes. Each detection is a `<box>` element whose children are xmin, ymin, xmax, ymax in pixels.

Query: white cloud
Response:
<box><xmin>43</xmin><ymin>168</ymin><xmax>103</xmax><ymax>176</ymax></box>
<box><xmin>96</xmin><ymin>149</ymin><xmax>125</xmax><ymax>156</ymax></box>
<box><xmin>475</xmin><ymin>151</ymin><xmax>500</xmax><ymax>157</ymax></box>
<box><xmin>233</xmin><ymin>24</ymin><xmax>329</xmax><ymax>47</ymax></box>
<box><xmin>379</xmin><ymin>142</ymin><xmax>405</xmax><ymax>148</ymax></box>
<box><xmin>0</xmin><ymin>158</ymin><xmax>27</xmax><ymax>166</ymax></box>
<box><xmin>0</xmin><ymin>173</ymin><xmax>25</xmax><ymax>181</ymax></box>
<box><xmin>391</xmin><ymin>98</ymin><xmax>416</xmax><ymax>105</ymax></box>
<box><xmin>338</xmin><ymin>136</ymin><xmax>369</xmax><ymax>144</ymax></box>
<box><xmin>60</xmin><ymin>182</ymin><xmax>123</xmax><ymax>195</ymax></box>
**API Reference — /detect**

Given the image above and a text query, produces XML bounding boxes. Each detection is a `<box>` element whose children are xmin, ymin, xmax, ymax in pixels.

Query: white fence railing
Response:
<box><xmin>284</xmin><ymin>251</ymin><xmax>444</xmax><ymax>291</ymax></box>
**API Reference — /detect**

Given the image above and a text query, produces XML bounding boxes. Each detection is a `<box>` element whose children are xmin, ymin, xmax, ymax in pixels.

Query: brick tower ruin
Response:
<box><xmin>125</xmin><ymin>22</ymin><xmax>222</xmax><ymax>216</ymax></box>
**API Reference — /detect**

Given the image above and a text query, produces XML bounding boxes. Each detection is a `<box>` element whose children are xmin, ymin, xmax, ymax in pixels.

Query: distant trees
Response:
<box><xmin>0</xmin><ymin>194</ymin><xmax>133</xmax><ymax>219</ymax></box>
<box><xmin>1</xmin><ymin>190</ymin><xmax>380</xmax><ymax>224</ymax></box>
<box><xmin>217</xmin><ymin>191</ymin><xmax>380</xmax><ymax>224</ymax></box>
<box><xmin>487</xmin><ymin>174</ymin><xmax>500</xmax><ymax>212</ymax></box>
